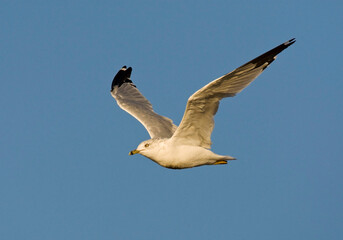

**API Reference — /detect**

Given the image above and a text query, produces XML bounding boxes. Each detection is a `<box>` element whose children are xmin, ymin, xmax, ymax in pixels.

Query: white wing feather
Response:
<box><xmin>171</xmin><ymin>38</ymin><xmax>296</xmax><ymax>148</ymax></box>
<box><xmin>111</xmin><ymin>68</ymin><xmax>177</xmax><ymax>139</ymax></box>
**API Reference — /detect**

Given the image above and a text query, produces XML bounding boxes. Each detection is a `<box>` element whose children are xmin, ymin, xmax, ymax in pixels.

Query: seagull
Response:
<box><xmin>111</xmin><ymin>38</ymin><xmax>295</xmax><ymax>169</ymax></box>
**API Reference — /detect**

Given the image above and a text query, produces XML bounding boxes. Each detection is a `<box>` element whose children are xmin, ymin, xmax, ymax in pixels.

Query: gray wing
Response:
<box><xmin>111</xmin><ymin>66</ymin><xmax>177</xmax><ymax>138</ymax></box>
<box><xmin>171</xmin><ymin>38</ymin><xmax>296</xmax><ymax>148</ymax></box>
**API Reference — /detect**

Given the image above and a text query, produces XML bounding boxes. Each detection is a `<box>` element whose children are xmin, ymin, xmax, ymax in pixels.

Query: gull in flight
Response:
<box><xmin>111</xmin><ymin>38</ymin><xmax>295</xmax><ymax>169</ymax></box>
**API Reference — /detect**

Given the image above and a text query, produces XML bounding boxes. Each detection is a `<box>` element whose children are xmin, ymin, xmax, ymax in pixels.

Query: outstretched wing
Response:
<box><xmin>111</xmin><ymin>66</ymin><xmax>177</xmax><ymax>138</ymax></box>
<box><xmin>171</xmin><ymin>38</ymin><xmax>296</xmax><ymax>148</ymax></box>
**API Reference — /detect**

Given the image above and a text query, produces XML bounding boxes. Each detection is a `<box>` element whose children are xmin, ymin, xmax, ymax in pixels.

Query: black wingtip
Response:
<box><xmin>111</xmin><ymin>66</ymin><xmax>133</xmax><ymax>91</ymax></box>
<box><xmin>285</xmin><ymin>38</ymin><xmax>296</xmax><ymax>47</ymax></box>
<box><xmin>243</xmin><ymin>38</ymin><xmax>296</xmax><ymax>69</ymax></box>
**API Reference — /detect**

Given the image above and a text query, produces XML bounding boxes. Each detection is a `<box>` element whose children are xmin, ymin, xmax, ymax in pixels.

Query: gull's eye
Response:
<box><xmin>145</xmin><ymin>143</ymin><xmax>150</xmax><ymax>148</ymax></box>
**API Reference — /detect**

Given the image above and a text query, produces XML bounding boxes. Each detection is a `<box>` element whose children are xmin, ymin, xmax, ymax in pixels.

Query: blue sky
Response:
<box><xmin>1</xmin><ymin>0</ymin><xmax>342</xmax><ymax>239</ymax></box>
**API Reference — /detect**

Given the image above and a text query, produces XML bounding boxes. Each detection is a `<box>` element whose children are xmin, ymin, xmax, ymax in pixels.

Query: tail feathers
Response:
<box><xmin>213</xmin><ymin>156</ymin><xmax>236</xmax><ymax>165</ymax></box>
<box><xmin>225</xmin><ymin>155</ymin><xmax>236</xmax><ymax>160</ymax></box>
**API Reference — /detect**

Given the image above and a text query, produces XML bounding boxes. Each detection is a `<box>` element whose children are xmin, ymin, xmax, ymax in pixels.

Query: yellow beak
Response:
<box><xmin>129</xmin><ymin>149</ymin><xmax>140</xmax><ymax>155</ymax></box>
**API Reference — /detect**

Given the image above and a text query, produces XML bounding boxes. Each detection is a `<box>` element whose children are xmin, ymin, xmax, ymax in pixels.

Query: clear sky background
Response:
<box><xmin>1</xmin><ymin>0</ymin><xmax>342</xmax><ymax>239</ymax></box>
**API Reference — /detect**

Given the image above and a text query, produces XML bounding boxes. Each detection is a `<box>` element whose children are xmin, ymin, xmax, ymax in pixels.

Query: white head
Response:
<box><xmin>129</xmin><ymin>139</ymin><xmax>167</xmax><ymax>161</ymax></box>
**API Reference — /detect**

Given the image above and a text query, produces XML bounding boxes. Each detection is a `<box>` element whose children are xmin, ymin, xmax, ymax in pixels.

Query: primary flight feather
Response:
<box><xmin>111</xmin><ymin>38</ymin><xmax>295</xmax><ymax>169</ymax></box>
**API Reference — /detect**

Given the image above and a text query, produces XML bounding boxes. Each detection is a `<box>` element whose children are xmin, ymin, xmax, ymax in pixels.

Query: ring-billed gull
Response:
<box><xmin>111</xmin><ymin>38</ymin><xmax>295</xmax><ymax>169</ymax></box>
